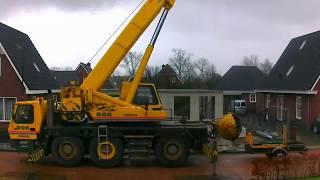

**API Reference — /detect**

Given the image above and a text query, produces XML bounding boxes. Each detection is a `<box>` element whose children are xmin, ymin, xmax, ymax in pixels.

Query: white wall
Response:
<box><xmin>158</xmin><ymin>89</ymin><xmax>223</xmax><ymax>121</ymax></box>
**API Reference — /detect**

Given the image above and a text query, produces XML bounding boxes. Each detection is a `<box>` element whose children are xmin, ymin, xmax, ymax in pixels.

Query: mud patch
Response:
<box><xmin>173</xmin><ymin>175</ymin><xmax>240</xmax><ymax>180</ymax></box>
<box><xmin>0</xmin><ymin>172</ymin><xmax>65</xmax><ymax>180</ymax></box>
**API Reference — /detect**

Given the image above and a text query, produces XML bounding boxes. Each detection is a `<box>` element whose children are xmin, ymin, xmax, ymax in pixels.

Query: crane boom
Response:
<box><xmin>81</xmin><ymin>0</ymin><xmax>174</xmax><ymax>91</ymax></box>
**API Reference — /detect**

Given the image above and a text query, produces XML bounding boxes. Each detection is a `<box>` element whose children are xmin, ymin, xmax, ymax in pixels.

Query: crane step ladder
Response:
<box><xmin>126</xmin><ymin>136</ymin><xmax>154</xmax><ymax>161</ymax></box>
<box><xmin>97</xmin><ymin>125</ymin><xmax>109</xmax><ymax>160</ymax></box>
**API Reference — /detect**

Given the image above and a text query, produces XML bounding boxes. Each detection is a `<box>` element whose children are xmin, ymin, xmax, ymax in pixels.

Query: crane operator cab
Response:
<box><xmin>120</xmin><ymin>82</ymin><xmax>167</xmax><ymax>120</ymax></box>
<box><xmin>8</xmin><ymin>98</ymin><xmax>48</xmax><ymax>151</ymax></box>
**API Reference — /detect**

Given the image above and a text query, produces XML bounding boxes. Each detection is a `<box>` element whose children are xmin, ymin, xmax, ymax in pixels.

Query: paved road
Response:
<box><xmin>0</xmin><ymin>150</ymin><xmax>320</xmax><ymax>180</ymax></box>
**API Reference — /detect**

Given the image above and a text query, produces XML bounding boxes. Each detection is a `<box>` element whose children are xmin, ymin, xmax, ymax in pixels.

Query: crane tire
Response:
<box><xmin>155</xmin><ymin>137</ymin><xmax>188</xmax><ymax>167</ymax></box>
<box><xmin>51</xmin><ymin>137</ymin><xmax>84</xmax><ymax>167</ymax></box>
<box><xmin>89</xmin><ymin>138</ymin><xmax>123</xmax><ymax>168</ymax></box>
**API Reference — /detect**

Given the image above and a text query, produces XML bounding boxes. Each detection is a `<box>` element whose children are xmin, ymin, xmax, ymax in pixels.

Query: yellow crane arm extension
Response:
<box><xmin>81</xmin><ymin>0</ymin><xmax>175</xmax><ymax>91</ymax></box>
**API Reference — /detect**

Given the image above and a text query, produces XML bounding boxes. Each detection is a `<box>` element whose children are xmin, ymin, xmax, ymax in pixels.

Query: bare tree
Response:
<box><xmin>259</xmin><ymin>58</ymin><xmax>273</xmax><ymax>75</ymax></box>
<box><xmin>194</xmin><ymin>57</ymin><xmax>210</xmax><ymax>80</ymax></box>
<box><xmin>169</xmin><ymin>48</ymin><xmax>192</xmax><ymax>80</ymax></box>
<box><xmin>241</xmin><ymin>55</ymin><xmax>259</xmax><ymax>66</ymax></box>
<box><xmin>241</xmin><ymin>55</ymin><xmax>273</xmax><ymax>75</ymax></box>
<box><xmin>204</xmin><ymin>64</ymin><xmax>218</xmax><ymax>80</ymax></box>
<box><xmin>145</xmin><ymin>65</ymin><xmax>161</xmax><ymax>81</ymax></box>
<box><xmin>120</xmin><ymin>51</ymin><xmax>142</xmax><ymax>76</ymax></box>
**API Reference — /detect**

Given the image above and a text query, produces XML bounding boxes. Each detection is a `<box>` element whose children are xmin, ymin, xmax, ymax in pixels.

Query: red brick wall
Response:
<box><xmin>255</xmin><ymin>93</ymin><xmax>264</xmax><ymax>112</ymax></box>
<box><xmin>0</xmin><ymin>54</ymin><xmax>24</xmax><ymax>100</ymax></box>
<box><xmin>241</xmin><ymin>93</ymin><xmax>263</xmax><ymax>112</ymax></box>
<box><xmin>309</xmin><ymin>82</ymin><xmax>320</xmax><ymax>125</ymax></box>
<box><xmin>256</xmin><ymin>92</ymin><xmax>311</xmax><ymax>126</ymax></box>
<box><xmin>255</xmin><ymin>93</ymin><xmax>265</xmax><ymax>113</ymax></box>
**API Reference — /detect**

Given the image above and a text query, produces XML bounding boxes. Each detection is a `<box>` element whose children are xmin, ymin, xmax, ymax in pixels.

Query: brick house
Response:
<box><xmin>52</xmin><ymin>62</ymin><xmax>114</xmax><ymax>89</ymax></box>
<box><xmin>155</xmin><ymin>64</ymin><xmax>183</xmax><ymax>89</ymax></box>
<box><xmin>215</xmin><ymin>66</ymin><xmax>265</xmax><ymax>113</ymax></box>
<box><xmin>0</xmin><ymin>22</ymin><xmax>59</xmax><ymax>126</ymax></box>
<box><xmin>256</xmin><ymin>31</ymin><xmax>320</xmax><ymax>130</ymax></box>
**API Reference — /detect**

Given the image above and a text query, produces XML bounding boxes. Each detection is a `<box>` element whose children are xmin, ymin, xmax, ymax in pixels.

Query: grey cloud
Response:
<box><xmin>163</xmin><ymin>0</ymin><xmax>320</xmax><ymax>47</ymax></box>
<box><xmin>1</xmin><ymin>0</ymin><xmax>319</xmax><ymax>73</ymax></box>
<box><xmin>0</xmin><ymin>0</ymin><xmax>135</xmax><ymax>18</ymax></box>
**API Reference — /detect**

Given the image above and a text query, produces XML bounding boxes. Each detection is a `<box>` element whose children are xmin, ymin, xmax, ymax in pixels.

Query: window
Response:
<box><xmin>170</xmin><ymin>77</ymin><xmax>176</xmax><ymax>84</ymax></box>
<box><xmin>174</xmin><ymin>96</ymin><xmax>190</xmax><ymax>119</ymax></box>
<box><xmin>199</xmin><ymin>96</ymin><xmax>215</xmax><ymax>120</ymax></box>
<box><xmin>299</xmin><ymin>40</ymin><xmax>307</xmax><ymax>50</ymax></box>
<box><xmin>265</xmin><ymin>94</ymin><xmax>271</xmax><ymax>108</ymax></box>
<box><xmin>134</xmin><ymin>86</ymin><xmax>158</xmax><ymax>105</ymax></box>
<box><xmin>296</xmin><ymin>96</ymin><xmax>302</xmax><ymax>120</ymax></box>
<box><xmin>14</xmin><ymin>105</ymin><xmax>34</xmax><ymax>124</ymax></box>
<box><xmin>277</xmin><ymin>95</ymin><xmax>284</xmax><ymax>121</ymax></box>
<box><xmin>286</xmin><ymin>65</ymin><xmax>295</xmax><ymax>77</ymax></box>
<box><xmin>33</xmin><ymin>62</ymin><xmax>40</xmax><ymax>72</ymax></box>
<box><xmin>249</xmin><ymin>93</ymin><xmax>256</xmax><ymax>102</ymax></box>
<box><xmin>265</xmin><ymin>94</ymin><xmax>271</xmax><ymax>120</ymax></box>
<box><xmin>0</xmin><ymin>98</ymin><xmax>16</xmax><ymax>121</ymax></box>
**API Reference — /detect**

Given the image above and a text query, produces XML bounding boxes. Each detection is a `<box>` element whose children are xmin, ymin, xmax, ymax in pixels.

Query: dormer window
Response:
<box><xmin>299</xmin><ymin>40</ymin><xmax>307</xmax><ymax>50</ymax></box>
<box><xmin>33</xmin><ymin>62</ymin><xmax>40</xmax><ymax>72</ymax></box>
<box><xmin>286</xmin><ymin>65</ymin><xmax>294</xmax><ymax>77</ymax></box>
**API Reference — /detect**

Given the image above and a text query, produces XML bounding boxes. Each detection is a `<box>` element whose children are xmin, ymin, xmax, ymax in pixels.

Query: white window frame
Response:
<box><xmin>277</xmin><ymin>95</ymin><xmax>284</xmax><ymax>121</ymax></box>
<box><xmin>265</xmin><ymin>94</ymin><xmax>271</xmax><ymax>120</ymax></box>
<box><xmin>0</xmin><ymin>97</ymin><xmax>17</xmax><ymax>122</ymax></box>
<box><xmin>249</xmin><ymin>93</ymin><xmax>256</xmax><ymax>103</ymax></box>
<box><xmin>296</xmin><ymin>96</ymin><xmax>302</xmax><ymax>120</ymax></box>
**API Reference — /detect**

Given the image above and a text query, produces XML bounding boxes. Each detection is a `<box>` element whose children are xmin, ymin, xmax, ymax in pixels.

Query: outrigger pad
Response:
<box><xmin>28</xmin><ymin>147</ymin><xmax>45</xmax><ymax>163</ymax></box>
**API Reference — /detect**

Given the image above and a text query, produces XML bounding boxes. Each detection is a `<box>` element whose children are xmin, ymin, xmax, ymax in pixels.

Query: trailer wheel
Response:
<box><xmin>89</xmin><ymin>138</ymin><xmax>123</xmax><ymax>168</ymax></box>
<box><xmin>272</xmin><ymin>148</ymin><xmax>287</xmax><ymax>158</ymax></box>
<box><xmin>155</xmin><ymin>137</ymin><xmax>188</xmax><ymax>167</ymax></box>
<box><xmin>51</xmin><ymin>137</ymin><xmax>84</xmax><ymax>167</ymax></box>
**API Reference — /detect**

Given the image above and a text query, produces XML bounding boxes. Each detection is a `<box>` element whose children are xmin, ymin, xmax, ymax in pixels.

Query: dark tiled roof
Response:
<box><xmin>52</xmin><ymin>71</ymin><xmax>79</xmax><ymax>88</ymax></box>
<box><xmin>0</xmin><ymin>22</ymin><xmax>59</xmax><ymax>90</ymax></box>
<box><xmin>159</xmin><ymin>64</ymin><xmax>177</xmax><ymax>76</ymax></box>
<box><xmin>215</xmin><ymin>66</ymin><xmax>265</xmax><ymax>91</ymax></box>
<box><xmin>77</xmin><ymin>62</ymin><xmax>92</xmax><ymax>73</ymax></box>
<box><xmin>261</xmin><ymin>31</ymin><xmax>320</xmax><ymax>91</ymax></box>
<box><xmin>102</xmin><ymin>80</ymin><xmax>115</xmax><ymax>89</ymax></box>
<box><xmin>53</xmin><ymin>67</ymin><xmax>115</xmax><ymax>89</ymax></box>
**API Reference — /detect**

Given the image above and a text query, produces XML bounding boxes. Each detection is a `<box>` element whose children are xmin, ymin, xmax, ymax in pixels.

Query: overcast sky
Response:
<box><xmin>1</xmin><ymin>0</ymin><xmax>319</xmax><ymax>74</ymax></box>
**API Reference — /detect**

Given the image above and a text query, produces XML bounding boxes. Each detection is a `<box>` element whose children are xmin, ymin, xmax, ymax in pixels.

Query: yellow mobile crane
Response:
<box><xmin>8</xmin><ymin>0</ymin><xmax>241</xmax><ymax>167</ymax></box>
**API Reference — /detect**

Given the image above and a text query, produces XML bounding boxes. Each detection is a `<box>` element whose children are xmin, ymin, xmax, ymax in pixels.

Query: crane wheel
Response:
<box><xmin>155</xmin><ymin>137</ymin><xmax>188</xmax><ymax>167</ymax></box>
<box><xmin>89</xmin><ymin>138</ymin><xmax>123</xmax><ymax>168</ymax></box>
<box><xmin>51</xmin><ymin>137</ymin><xmax>84</xmax><ymax>167</ymax></box>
